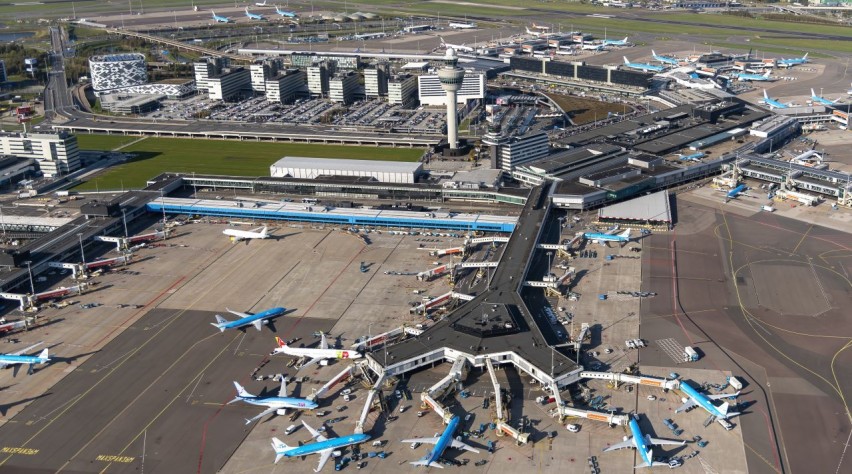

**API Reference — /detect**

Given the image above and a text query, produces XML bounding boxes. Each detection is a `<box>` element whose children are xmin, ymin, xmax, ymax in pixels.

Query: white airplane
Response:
<box><xmin>273</xmin><ymin>334</ymin><xmax>362</xmax><ymax>370</ymax></box>
<box><xmin>255</xmin><ymin>0</ymin><xmax>268</xmax><ymax>5</ymax></box>
<box><xmin>229</xmin><ymin>379</ymin><xmax>318</xmax><ymax>424</ymax></box>
<box><xmin>223</xmin><ymin>225</ymin><xmax>269</xmax><ymax>242</ymax></box>
<box><xmin>245</xmin><ymin>7</ymin><xmax>265</xmax><ymax>20</ymax></box>
<box><xmin>525</xmin><ymin>27</ymin><xmax>554</xmax><ymax>38</ymax></box>
<box><xmin>438</xmin><ymin>36</ymin><xmax>474</xmax><ymax>53</ymax></box>
<box><xmin>448</xmin><ymin>21</ymin><xmax>476</xmax><ymax>29</ymax></box>
<box><xmin>0</xmin><ymin>342</ymin><xmax>51</xmax><ymax>377</ymax></box>
<box><xmin>211</xmin><ymin>11</ymin><xmax>232</xmax><ymax>23</ymax></box>
<box><xmin>603</xmin><ymin>415</ymin><xmax>685</xmax><ymax>468</ymax></box>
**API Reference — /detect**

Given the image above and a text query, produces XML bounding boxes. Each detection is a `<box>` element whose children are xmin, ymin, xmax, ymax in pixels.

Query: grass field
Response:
<box><xmin>72</xmin><ymin>137</ymin><xmax>425</xmax><ymax>191</ymax></box>
<box><xmin>545</xmin><ymin>93</ymin><xmax>628</xmax><ymax>126</ymax></box>
<box><xmin>76</xmin><ymin>134</ymin><xmax>141</xmax><ymax>151</ymax></box>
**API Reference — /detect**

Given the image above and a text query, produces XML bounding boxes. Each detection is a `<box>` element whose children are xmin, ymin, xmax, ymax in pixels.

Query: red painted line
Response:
<box><xmin>758</xmin><ymin>405</ymin><xmax>783</xmax><ymax>472</ymax></box>
<box><xmin>668</xmin><ymin>230</ymin><xmax>695</xmax><ymax>347</ymax></box>
<box><xmin>89</xmin><ymin>276</ymin><xmax>187</xmax><ymax>349</ymax></box>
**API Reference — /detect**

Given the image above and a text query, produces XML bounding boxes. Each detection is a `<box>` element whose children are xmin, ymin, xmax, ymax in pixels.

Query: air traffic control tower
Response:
<box><xmin>437</xmin><ymin>48</ymin><xmax>465</xmax><ymax>152</ymax></box>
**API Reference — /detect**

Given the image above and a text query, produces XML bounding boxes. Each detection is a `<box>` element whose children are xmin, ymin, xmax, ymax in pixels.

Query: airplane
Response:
<box><xmin>275</xmin><ymin>5</ymin><xmax>298</xmax><ymax>17</ymax></box>
<box><xmin>229</xmin><ymin>379</ymin><xmax>318</xmax><ymax>425</ymax></box>
<box><xmin>581</xmin><ymin>43</ymin><xmax>605</xmax><ymax>51</ymax></box>
<box><xmin>762</xmin><ymin>90</ymin><xmax>790</xmax><ymax>109</ymax></box>
<box><xmin>583</xmin><ymin>228</ymin><xmax>632</xmax><ymax>246</ymax></box>
<box><xmin>736</xmin><ymin>70</ymin><xmax>772</xmax><ymax>82</ymax></box>
<box><xmin>211</xmin><ymin>306</ymin><xmax>287</xmax><ymax>332</ymax></box>
<box><xmin>525</xmin><ymin>27</ymin><xmax>553</xmax><ymax>38</ymax></box>
<box><xmin>211</xmin><ymin>11</ymin><xmax>232</xmax><ymax>23</ymax></box>
<box><xmin>811</xmin><ymin>88</ymin><xmax>840</xmax><ymax>106</ymax></box>
<box><xmin>273</xmin><ymin>334</ymin><xmax>362</xmax><ymax>370</ymax></box>
<box><xmin>778</xmin><ymin>52</ymin><xmax>808</xmax><ymax>68</ymax></box>
<box><xmin>602</xmin><ymin>36</ymin><xmax>630</xmax><ymax>47</ymax></box>
<box><xmin>725</xmin><ymin>184</ymin><xmax>748</xmax><ymax>200</ymax></box>
<box><xmin>402</xmin><ymin>416</ymin><xmax>479</xmax><ymax>468</ymax></box>
<box><xmin>652</xmin><ymin>50</ymin><xmax>679</xmax><ymax>66</ymax></box>
<box><xmin>223</xmin><ymin>225</ymin><xmax>269</xmax><ymax>242</ymax></box>
<box><xmin>0</xmin><ymin>342</ymin><xmax>51</xmax><ymax>377</ymax></box>
<box><xmin>255</xmin><ymin>0</ymin><xmax>268</xmax><ymax>5</ymax></box>
<box><xmin>623</xmin><ymin>57</ymin><xmax>665</xmax><ymax>73</ymax></box>
<box><xmin>677</xmin><ymin>152</ymin><xmax>706</xmax><ymax>162</ymax></box>
<box><xmin>272</xmin><ymin>420</ymin><xmax>371</xmax><ymax>471</ymax></box>
<box><xmin>676</xmin><ymin>380</ymin><xmax>740</xmax><ymax>420</ymax></box>
<box><xmin>448</xmin><ymin>21</ymin><xmax>476</xmax><ymax>29</ymax></box>
<box><xmin>438</xmin><ymin>36</ymin><xmax>474</xmax><ymax>54</ymax></box>
<box><xmin>531</xmin><ymin>22</ymin><xmax>550</xmax><ymax>31</ymax></box>
<box><xmin>245</xmin><ymin>7</ymin><xmax>265</xmax><ymax>20</ymax></box>
<box><xmin>603</xmin><ymin>414</ymin><xmax>685</xmax><ymax>469</ymax></box>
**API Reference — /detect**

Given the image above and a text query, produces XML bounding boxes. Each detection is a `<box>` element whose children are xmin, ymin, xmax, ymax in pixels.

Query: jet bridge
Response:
<box><xmin>419</xmin><ymin>356</ymin><xmax>467</xmax><ymax>425</ymax></box>
<box><xmin>550</xmin><ymin>405</ymin><xmax>630</xmax><ymax>426</ymax></box>
<box><xmin>94</xmin><ymin>230</ymin><xmax>169</xmax><ymax>251</ymax></box>
<box><xmin>580</xmin><ymin>371</ymin><xmax>680</xmax><ymax>390</ymax></box>
<box><xmin>308</xmin><ymin>365</ymin><xmax>354</xmax><ymax>401</ymax></box>
<box><xmin>355</xmin><ymin>370</ymin><xmax>385</xmax><ymax>435</ymax></box>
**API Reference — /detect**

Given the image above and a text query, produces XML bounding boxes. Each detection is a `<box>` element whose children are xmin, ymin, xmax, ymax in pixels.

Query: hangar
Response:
<box><xmin>270</xmin><ymin>156</ymin><xmax>423</xmax><ymax>184</ymax></box>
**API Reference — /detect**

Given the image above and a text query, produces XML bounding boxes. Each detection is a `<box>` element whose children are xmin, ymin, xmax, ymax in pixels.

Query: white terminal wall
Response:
<box><xmin>270</xmin><ymin>156</ymin><xmax>423</xmax><ymax>184</ymax></box>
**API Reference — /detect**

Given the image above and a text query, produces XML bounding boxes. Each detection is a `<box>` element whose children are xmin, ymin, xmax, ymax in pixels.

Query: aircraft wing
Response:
<box><xmin>315</xmin><ymin>449</ymin><xmax>334</xmax><ymax>473</ymax></box>
<box><xmin>245</xmin><ymin>407</ymin><xmax>277</xmax><ymax>425</ymax></box>
<box><xmin>647</xmin><ymin>435</ymin><xmax>685</xmax><ymax>447</ymax></box>
<box><xmin>707</xmin><ymin>392</ymin><xmax>739</xmax><ymax>400</ymax></box>
<box><xmin>402</xmin><ymin>437</ymin><xmax>441</xmax><ymax>445</ymax></box>
<box><xmin>226</xmin><ymin>308</ymin><xmax>250</xmax><ymax>319</ymax></box>
<box><xmin>252</xmin><ymin>319</ymin><xmax>264</xmax><ymax>331</ymax></box>
<box><xmin>675</xmin><ymin>399</ymin><xmax>697</xmax><ymax>414</ymax></box>
<box><xmin>9</xmin><ymin>342</ymin><xmax>43</xmax><ymax>356</ymax></box>
<box><xmin>301</xmin><ymin>421</ymin><xmax>328</xmax><ymax>442</ymax></box>
<box><xmin>450</xmin><ymin>439</ymin><xmax>480</xmax><ymax>453</ymax></box>
<box><xmin>602</xmin><ymin>437</ymin><xmax>634</xmax><ymax>452</ymax></box>
<box><xmin>278</xmin><ymin>379</ymin><xmax>288</xmax><ymax>397</ymax></box>
<box><xmin>319</xmin><ymin>333</ymin><xmax>329</xmax><ymax>350</ymax></box>
<box><xmin>297</xmin><ymin>356</ymin><xmax>324</xmax><ymax>372</ymax></box>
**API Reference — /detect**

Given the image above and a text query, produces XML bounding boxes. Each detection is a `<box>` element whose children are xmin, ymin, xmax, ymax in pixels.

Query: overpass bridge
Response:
<box><xmin>103</xmin><ymin>28</ymin><xmax>252</xmax><ymax>62</ymax></box>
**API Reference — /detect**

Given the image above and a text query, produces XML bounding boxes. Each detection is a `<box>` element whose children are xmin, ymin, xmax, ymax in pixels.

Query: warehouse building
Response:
<box><xmin>270</xmin><ymin>157</ymin><xmax>423</xmax><ymax>184</ymax></box>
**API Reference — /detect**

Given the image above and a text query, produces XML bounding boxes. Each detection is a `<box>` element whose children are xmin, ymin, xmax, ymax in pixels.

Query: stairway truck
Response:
<box><xmin>683</xmin><ymin>346</ymin><xmax>699</xmax><ymax>362</ymax></box>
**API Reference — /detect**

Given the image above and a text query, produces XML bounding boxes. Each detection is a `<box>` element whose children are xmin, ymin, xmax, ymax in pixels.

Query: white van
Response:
<box><xmin>284</xmin><ymin>424</ymin><xmax>297</xmax><ymax>435</ymax></box>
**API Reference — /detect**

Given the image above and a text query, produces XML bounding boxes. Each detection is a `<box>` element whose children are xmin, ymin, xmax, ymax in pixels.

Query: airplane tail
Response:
<box><xmin>212</xmin><ymin>314</ymin><xmax>229</xmax><ymax>332</ymax></box>
<box><xmin>410</xmin><ymin>460</ymin><xmax>444</xmax><ymax>469</ymax></box>
<box><xmin>439</xmin><ymin>35</ymin><xmax>446</xmax><ymax>46</ymax></box>
<box><xmin>719</xmin><ymin>401</ymin><xmax>730</xmax><ymax>415</ymax></box>
<box><xmin>37</xmin><ymin>348</ymin><xmax>49</xmax><ymax>362</ymax></box>
<box><xmin>233</xmin><ymin>381</ymin><xmax>253</xmax><ymax>399</ymax></box>
<box><xmin>763</xmin><ymin>89</ymin><xmax>769</xmax><ymax>99</ymax></box>
<box><xmin>652</xmin><ymin>49</ymin><xmax>657</xmax><ymax>57</ymax></box>
<box><xmin>619</xmin><ymin>228</ymin><xmax>631</xmax><ymax>239</ymax></box>
<box><xmin>271</xmin><ymin>437</ymin><xmax>291</xmax><ymax>464</ymax></box>
<box><xmin>259</xmin><ymin>226</ymin><xmax>268</xmax><ymax>238</ymax></box>
<box><xmin>811</xmin><ymin>88</ymin><xmax>817</xmax><ymax>98</ymax></box>
<box><xmin>803</xmin><ymin>52</ymin><xmax>808</xmax><ymax>59</ymax></box>
<box><xmin>763</xmin><ymin>70</ymin><xmax>771</xmax><ymax>78</ymax></box>
<box><xmin>623</xmin><ymin>56</ymin><xmax>630</xmax><ymax>65</ymax></box>
<box><xmin>622</xmin><ymin>36</ymin><xmax>628</xmax><ymax>43</ymax></box>
<box><xmin>275</xmin><ymin>336</ymin><xmax>287</xmax><ymax>349</ymax></box>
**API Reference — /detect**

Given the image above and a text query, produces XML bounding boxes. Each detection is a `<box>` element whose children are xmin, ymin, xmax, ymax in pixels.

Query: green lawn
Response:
<box><xmin>72</xmin><ymin>137</ymin><xmax>425</xmax><ymax>191</ymax></box>
<box><xmin>76</xmin><ymin>134</ymin><xmax>141</xmax><ymax>151</ymax></box>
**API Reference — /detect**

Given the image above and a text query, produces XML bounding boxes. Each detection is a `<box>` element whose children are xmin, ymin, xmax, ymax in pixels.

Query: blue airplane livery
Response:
<box><xmin>622</xmin><ymin>57</ymin><xmax>664</xmax><ymax>73</ymax></box>
<box><xmin>762</xmin><ymin>90</ymin><xmax>789</xmax><ymax>110</ymax></box>
<box><xmin>603</xmin><ymin>414</ymin><xmax>685</xmax><ymax>468</ymax></box>
<box><xmin>603</xmin><ymin>36</ymin><xmax>629</xmax><ymax>46</ymax></box>
<box><xmin>275</xmin><ymin>5</ymin><xmax>298</xmax><ymax>17</ymax></box>
<box><xmin>811</xmin><ymin>89</ymin><xmax>840</xmax><ymax>106</ymax></box>
<box><xmin>736</xmin><ymin>70</ymin><xmax>772</xmax><ymax>82</ymax></box>
<box><xmin>245</xmin><ymin>7</ymin><xmax>265</xmax><ymax>20</ymax></box>
<box><xmin>272</xmin><ymin>420</ymin><xmax>370</xmax><ymax>471</ymax></box>
<box><xmin>676</xmin><ymin>380</ymin><xmax>740</xmax><ymax>420</ymax></box>
<box><xmin>652</xmin><ymin>50</ymin><xmax>679</xmax><ymax>66</ymax></box>
<box><xmin>778</xmin><ymin>52</ymin><xmax>808</xmax><ymax>68</ymax></box>
<box><xmin>0</xmin><ymin>342</ymin><xmax>51</xmax><ymax>377</ymax></box>
<box><xmin>678</xmin><ymin>152</ymin><xmax>706</xmax><ymax>162</ymax></box>
<box><xmin>211</xmin><ymin>11</ymin><xmax>232</xmax><ymax>23</ymax></box>
<box><xmin>583</xmin><ymin>228</ymin><xmax>632</xmax><ymax>246</ymax></box>
<box><xmin>211</xmin><ymin>306</ymin><xmax>287</xmax><ymax>332</ymax></box>
<box><xmin>403</xmin><ymin>416</ymin><xmax>479</xmax><ymax>468</ymax></box>
<box><xmin>726</xmin><ymin>184</ymin><xmax>747</xmax><ymax>200</ymax></box>
<box><xmin>229</xmin><ymin>379</ymin><xmax>318</xmax><ymax>425</ymax></box>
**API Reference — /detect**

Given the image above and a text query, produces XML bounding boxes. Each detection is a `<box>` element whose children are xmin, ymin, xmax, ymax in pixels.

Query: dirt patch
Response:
<box><xmin>544</xmin><ymin>93</ymin><xmax>631</xmax><ymax>125</ymax></box>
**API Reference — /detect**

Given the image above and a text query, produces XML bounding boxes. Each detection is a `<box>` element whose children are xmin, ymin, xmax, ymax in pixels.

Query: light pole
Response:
<box><xmin>24</xmin><ymin>260</ymin><xmax>35</xmax><ymax>295</ymax></box>
<box><xmin>77</xmin><ymin>233</ymin><xmax>86</xmax><ymax>266</ymax></box>
<box><xmin>121</xmin><ymin>209</ymin><xmax>128</xmax><ymax>238</ymax></box>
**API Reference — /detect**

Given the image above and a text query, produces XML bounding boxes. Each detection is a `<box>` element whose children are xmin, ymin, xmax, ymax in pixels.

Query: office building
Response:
<box><xmin>329</xmin><ymin>71</ymin><xmax>359</xmax><ymax>104</ymax></box>
<box><xmin>0</xmin><ymin>131</ymin><xmax>81</xmax><ymax>177</ymax></box>
<box><xmin>265</xmin><ymin>69</ymin><xmax>305</xmax><ymax>104</ymax></box>
<box><xmin>250</xmin><ymin>58</ymin><xmax>283</xmax><ymax>93</ymax></box>
<box><xmin>387</xmin><ymin>74</ymin><xmax>418</xmax><ymax>108</ymax></box>
<box><xmin>88</xmin><ymin>53</ymin><xmax>147</xmax><ymax>95</ymax></box>
<box><xmin>364</xmin><ymin>62</ymin><xmax>389</xmax><ymax>98</ymax></box>
<box><xmin>482</xmin><ymin>129</ymin><xmax>550</xmax><ymax>171</ymax></box>
<box><xmin>193</xmin><ymin>57</ymin><xmax>229</xmax><ymax>92</ymax></box>
<box><xmin>207</xmin><ymin>67</ymin><xmax>250</xmax><ymax>101</ymax></box>
<box><xmin>307</xmin><ymin>61</ymin><xmax>336</xmax><ymax>97</ymax></box>
<box><xmin>418</xmin><ymin>71</ymin><xmax>485</xmax><ymax>106</ymax></box>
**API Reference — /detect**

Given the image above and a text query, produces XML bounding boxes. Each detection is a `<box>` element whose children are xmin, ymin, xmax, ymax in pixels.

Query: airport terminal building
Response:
<box><xmin>270</xmin><ymin>156</ymin><xmax>424</xmax><ymax>184</ymax></box>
